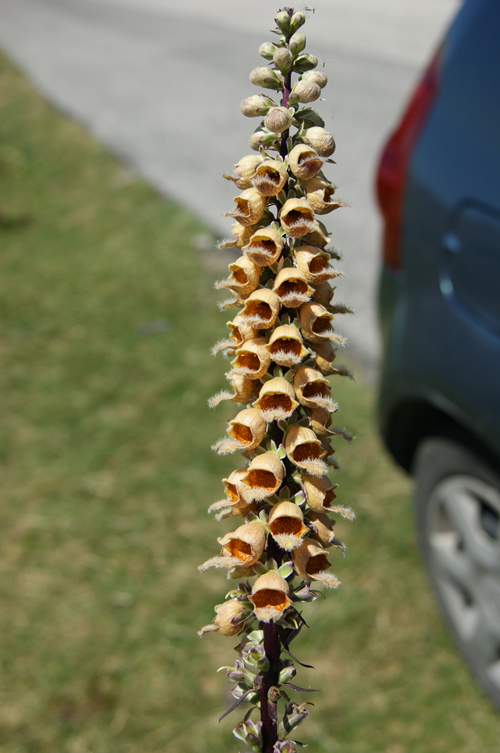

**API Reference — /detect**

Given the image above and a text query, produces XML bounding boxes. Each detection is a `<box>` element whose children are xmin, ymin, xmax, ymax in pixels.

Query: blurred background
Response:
<box><xmin>2</xmin><ymin>1</ymin><xmax>499</xmax><ymax>752</ymax></box>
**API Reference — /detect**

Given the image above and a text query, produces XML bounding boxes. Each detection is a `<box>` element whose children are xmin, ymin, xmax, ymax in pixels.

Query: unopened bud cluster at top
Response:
<box><xmin>199</xmin><ymin>8</ymin><xmax>355</xmax><ymax>753</ymax></box>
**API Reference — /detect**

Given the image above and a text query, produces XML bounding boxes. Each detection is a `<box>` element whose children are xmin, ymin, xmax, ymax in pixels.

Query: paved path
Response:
<box><xmin>0</xmin><ymin>0</ymin><xmax>460</xmax><ymax>378</ymax></box>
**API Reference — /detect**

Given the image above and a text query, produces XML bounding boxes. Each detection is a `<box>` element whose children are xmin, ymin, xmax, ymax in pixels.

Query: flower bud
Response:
<box><xmin>249</xmin><ymin>66</ymin><xmax>283</xmax><ymax>90</ymax></box>
<box><xmin>273</xmin><ymin>267</ymin><xmax>313</xmax><ymax>308</ymax></box>
<box><xmin>249</xmin><ymin>128</ymin><xmax>280</xmax><ymax>151</ymax></box>
<box><xmin>293</xmin><ymin>53</ymin><xmax>318</xmax><ymax>73</ymax></box>
<box><xmin>290</xmin><ymin>80</ymin><xmax>321</xmax><ymax>104</ymax></box>
<box><xmin>225</xmin><ymin>188</ymin><xmax>267</xmax><ymax>227</ymax></box>
<box><xmin>293</xmin><ymin>540</ymin><xmax>341</xmax><ymax>589</ymax></box>
<box><xmin>302</xmin><ymin>126</ymin><xmax>335</xmax><ymax>157</ymax></box>
<box><xmin>251</xmin><ymin>159</ymin><xmax>288</xmax><ymax>197</ymax></box>
<box><xmin>222</xmin><ymin>154</ymin><xmax>264</xmax><ymax>189</ymax></box>
<box><xmin>290</xmin><ymin>11</ymin><xmax>306</xmax><ymax>32</ymax></box>
<box><xmin>284</xmin><ymin>424</ymin><xmax>327</xmax><ymax>477</ymax></box>
<box><xmin>289</xmin><ymin>31</ymin><xmax>306</xmax><ymax>57</ymax></box>
<box><xmin>259</xmin><ymin>41</ymin><xmax>277</xmax><ymax>60</ymax></box>
<box><xmin>293</xmin><ymin>366</ymin><xmax>337</xmax><ymax>413</ymax></box>
<box><xmin>294</xmin><ymin>245</ymin><xmax>338</xmax><ymax>285</ymax></box>
<box><xmin>273</xmin><ymin>47</ymin><xmax>293</xmax><ymax>74</ymax></box>
<box><xmin>275</xmin><ymin>9</ymin><xmax>292</xmax><ymax>34</ymax></box>
<box><xmin>250</xmin><ymin>571</ymin><xmax>292</xmax><ymax>623</ymax></box>
<box><xmin>302</xmin><ymin>176</ymin><xmax>348</xmax><ymax>215</ymax></box>
<box><xmin>301</xmin><ymin>70</ymin><xmax>328</xmax><ymax>89</ymax></box>
<box><xmin>279</xmin><ymin>198</ymin><xmax>317</xmax><ymax>238</ymax></box>
<box><xmin>238</xmin><ymin>288</ymin><xmax>281</xmax><ymax>330</ymax></box>
<box><xmin>264</xmin><ymin>106</ymin><xmax>293</xmax><ymax>134</ymax></box>
<box><xmin>241</xmin><ymin>450</ymin><xmax>285</xmax><ymax>500</ymax></box>
<box><xmin>243</xmin><ymin>226</ymin><xmax>285</xmax><ymax>267</ymax></box>
<box><xmin>267</xmin><ymin>501</ymin><xmax>308</xmax><ymax>551</ymax></box>
<box><xmin>231</xmin><ymin>337</ymin><xmax>272</xmax><ymax>380</ymax></box>
<box><xmin>240</xmin><ymin>94</ymin><xmax>275</xmax><ymax>117</ymax></box>
<box><xmin>198</xmin><ymin>599</ymin><xmax>247</xmax><ymax>637</ymax></box>
<box><xmin>253</xmin><ymin>378</ymin><xmax>299</xmax><ymax>423</ymax></box>
<box><xmin>288</xmin><ymin>144</ymin><xmax>323</xmax><ymax>181</ymax></box>
<box><xmin>266</xmin><ymin>324</ymin><xmax>309</xmax><ymax>368</ymax></box>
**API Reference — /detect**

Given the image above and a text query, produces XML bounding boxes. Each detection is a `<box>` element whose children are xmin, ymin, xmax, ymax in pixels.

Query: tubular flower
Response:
<box><xmin>272</xmin><ymin>267</ymin><xmax>314</xmax><ymax>308</ymax></box>
<box><xmin>253</xmin><ymin>377</ymin><xmax>299</xmax><ymax>422</ymax></box>
<box><xmin>238</xmin><ymin>289</ymin><xmax>281</xmax><ymax>330</ymax></box>
<box><xmin>284</xmin><ymin>424</ymin><xmax>327</xmax><ymax>477</ymax></box>
<box><xmin>230</xmin><ymin>337</ymin><xmax>272</xmax><ymax>380</ymax></box>
<box><xmin>251</xmin><ymin>159</ymin><xmax>288</xmax><ymax>197</ymax></box>
<box><xmin>225</xmin><ymin>188</ymin><xmax>268</xmax><ymax>226</ymax></box>
<box><xmin>241</xmin><ymin>451</ymin><xmax>285</xmax><ymax>501</ymax></box>
<box><xmin>294</xmin><ymin>246</ymin><xmax>339</xmax><ymax>285</ymax></box>
<box><xmin>267</xmin><ymin>501</ymin><xmax>308</xmax><ymax>550</ymax></box>
<box><xmin>198</xmin><ymin>599</ymin><xmax>248</xmax><ymax>637</ymax></box>
<box><xmin>293</xmin><ymin>366</ymin><xmax>338</xmax><ymax>413</ymax></box>
<box><xmin>199</xmin><ymin>522</ymin><xmax>267</xmax><ymax>571</ymax></box>
<box><xmin>249</xmin><ymin>572</ymin><xmax>293</xmax><ymax>623</ymax></box>
<box><xmin>204</xmin><ymin>9</ymin><xmax>356</xmax><ymax>751</ymax></box>
<box><xmin>266</xmin><ymin>324</ymin><xmax>309</xmax><ymax>367</ymax></box>
<box><xmin>293</xmin><ymin>540</ymin><xmax>341</xmax><ymax>589</ymax></box>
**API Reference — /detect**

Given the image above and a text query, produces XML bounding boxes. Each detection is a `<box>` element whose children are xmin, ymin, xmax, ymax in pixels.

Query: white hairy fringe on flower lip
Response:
<box><xmin>288</xmin><ymin>144</ymin><xmax>323</xmax><ymax>181</ymax></box>
<box><xmin>230</xmin><ymin>337</ymin><xmax>271</xmax><ymax>380</ymax></box>
<box><xmin>302</xmin><ymin>176</ymin><xmax>349</xmax><ymax>216</ymax></box>
<box><xmin>293</xmin><ymin>366</ymin><xmax>338</xmax><ymax>413</ymax></box>
<box><xmin>299</xmin><ymin>301</ymin><xmax>346</xmax><ymax>346</ymax></box>
<box><xmin>251</xmin><ymin>159</ymin><xmax>288</xmax><ymax>197</ymax></box>
<box><xmin>284</xmin><ymin>424</ymin><xmax>327</xmax><ymax>477</ymax></box>
<box><xmin>225</xmin><ymin>188</ymin><xmax>267</xmax><ymax>227</ymax></box>
<box><xmin>272</xmin><ymin>267</ymin><xmax>314</xmax><ymax>309</ymax></box>
<box><xmin>302</xmin><ymin>126</ymin><xmax>335</xmax><ymax>158</ymax></box>
<box><xmin>238</xmin><ymin>289</ymin><xmax>281</xmax><ymax>330</ymax></box>
<box><xmin>198</xmin><ymin>599</ymin><xmax>248</xmax><ymax>637</ymax></box>
<box><xmin>211</xmin><ymin>312</ymin><xmax>260</xmax><ymax>355</ymax></box>
<box><xmin>208</xmin><ymin>374</ymin><xmax>259</xmax><ymax>408</ymax></box>
<box><xmin>199</xmin><ymin>521</ymin><xmax>266</xmax><ymax>572</ymax></box>
<box><xmin>208</xmin><ymin>468</ymin><xmax>257</xmax><ymax>520</ymax></box>
<box><xmin>267</xmin><ymin>501</ymin><xmax>308</xmax><ymax>551</ymax></box>
<box><xmin>252</xmin><ymin>377</ymin><xmax>299</xmax><ymax>423</ymax></box>
<box><xmin>302</xmin><ymin>220</ymin><xmax>331</xmax><ymax>249</ymax></box>
<box><xmin>212</xmin><ymin>408</ymin><xmax>266</xmax><ymax>454</ymax></box>
<box><xmin>279</xmin><ymin>198</ymin><xmax>318</xmax><ymax>238</ymax></box>
<box><xmin>222</xmin><ymin>154</ymin><xmax>264</xmax><ymax>190</ymax></box>
<box><xmin>293</xmin><ymin>540</ymin><xmax>341</xmax><ymax>589</ymax></box>
<box><xmin>249</xmin><ymin>571</ymin><xmax>293</xmax><ymax>623</ymax></box>
<box><xmin>243</xmin><ymin>226</ymin><xmax>285</xmax><ymax>267</ymax></box>
<box><xmin>240</xmin><ymin>450</ymin><xmax>285</xmax><ymax>501</ymax></box>
<box><xmin>294</xmin><ymin>246</ymin><xmax>340</xmax><ymax>285</ymax></box>
<box><xmin>219</xmin><ymin>222</ymin><xmax>254</xmax><ymax>250</ymax></box>
<box><xmin>214</xmin><ymin>256</ymin><xmax>262</xmax><ymax>299</ymax></box>
<box><xmin>266</xmin><ymin>324</ymin><xmax>309</xmax><ymax>368</ymax></box>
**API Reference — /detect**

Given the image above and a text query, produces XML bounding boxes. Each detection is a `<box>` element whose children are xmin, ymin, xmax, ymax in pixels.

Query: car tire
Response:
<box><xmin>414</xmin><ymin>436</ymin><xmax>500</xmax><ymax>711</ymax></box>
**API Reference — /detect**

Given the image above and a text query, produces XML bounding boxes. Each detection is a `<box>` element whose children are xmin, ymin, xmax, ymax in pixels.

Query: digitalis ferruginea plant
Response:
<box><xmin>199</xmin><ymin>9</ymin><xmax>355</xmax><ymax>753</ymax></box>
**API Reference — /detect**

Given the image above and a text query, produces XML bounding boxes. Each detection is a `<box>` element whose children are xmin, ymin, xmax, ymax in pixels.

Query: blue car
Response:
<box><xmin>376</xmin><ymin>0</ymin><xmax>500</xmax><ymax>711</ymax></box>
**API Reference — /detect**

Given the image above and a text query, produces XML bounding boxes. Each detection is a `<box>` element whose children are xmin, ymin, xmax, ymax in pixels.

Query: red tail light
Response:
<box><xmin>376</xmin><ymin>49</ymin><xmax>441</xmax><ymax>270</ymax></box>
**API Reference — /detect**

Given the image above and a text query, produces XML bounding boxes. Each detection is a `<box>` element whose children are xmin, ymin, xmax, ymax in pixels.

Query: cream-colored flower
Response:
<box><xmin>214</xmin><ymin>256</ymin><xmax>262</xmax><ymax>299</ymax></box>
<box><xmin>299</xmin><ymin>302</ymin><xmax>345</xmax><ymax>346</ymax></box>
<box><xmin>243</xmin><ymin>227</ymin><xmax>285</xmax><ymax>267</ymax></box>
<box><xmin>272</xmin><ymin>267</ymin><xmax>314</xmax><ymax>309</ymax></box>
<box><xmin>219</xmin><ymin>222</ymin><xmax>254</xmax><ymax>250</ymax></box>
<box><xmin>312</xmin><ymin>282</ymin><xmax>335</xmax><ymax>308</ymax></box>
<box><xmin>307</xmin><ymin>512</ymin><xmax>346</xmax><ymax>552</ymax></box>
<box><xmin>311</xmin><ymin>340</ymin><xmax>337</xmax><ymax>375</ymax></box>
<box><xmin>310</xmin><ymin>406</ymin><xmax>333</xmax><ymax>437</ymax></box>
<box><xmin>199</xmin><ymin>521</ymin><xmax>267</xmax><ymax>571</ymax></box>
<box><xmin>238</xmin><ymin>289</ymin><xmax>281</xmax><ymax>330</ymax></box>
<box><xmin>251</xmin><ymin>159</ymin><xmax>288</xmax><ymax>197</ymax></box>
<box><xmin>228</xmin><ymin>313</ymin><xmax>260</xmax><ymax>346</ymax></box>
<box><xmin>267</xmin><ymin>501</ymin><xmax>308</xmax><ymax>551</ymax></box>
<box><xmin>249</xmin><ymin>571</ymin><xmax>293</xmax><ymax>623</ymax></box>
<box><xmin>208</xmin><ymin>374</ymin><xmax>260</xmax><ymax>408</ymax></box>
<box><xmin>284</xmin><ymin>424</ymin><xmax>327</xmax><ymax>477</ymax></box>
<box><xmin>279</xmin><ymin>198</ymin><xmax>318</xmax><ymax>238</ymax></box>
<box><xmin>266</xmin><ymin>325</ymin><xmax>309</xmax><ymax>368</ymax></box>
<box><xmin>198</xmin><ymin>599</ymin><xmax>247</xmax><ymax>637</ymax></box>
<box><xmin>253</xmin><ymin>378</ymin><xmax>299</xmax><ymax>422</ymax></box>
<box><xmin>302</xmin><ymin>220</ymin><xmax>331</xmax><ymax>249</ymax></box>
<box><xmin>301</xmin><ymin>176</ymin><xmax>348</xmax><ymax>215</ymax></box>
<box><xmin>294</xmin><ymin>246</ymin><xmax>339</xmax><ymax>285</ymax></box>
<box><xmin>240</xmin><ymin>451</ymin><xmax>285</xmax><ymax>501</ymax></box>
<box><xmin>293</xmin><ymin>540</ymin><xmax>341</xmax><ymax>589</ymax></box>
<box><xmin>225</xmin><ymin>188</ymin><xmax>267</xmax><ymax>227</ymax></box>
<box><xmin>302</xmin><ymin>473</ymin><xmax>338</xmax><ymax>513</ymax></box>
<box><xmin>222</xmin><ymin>155</ymin><xmax>264</xmax><ymax>189</ymax></box>
<box><xmin>293</xmin><ymin>366</ymin><xmax>338</xmax><ymax>413</ymax></box>
<box><xmin>208</xmin><ymin>468</ymin><xmax>257</xmax><ymax>519</ymax></box>
<box><xmin>213</xmin><ymin>408</ymin><xmax>267</xmax><ymax>454</ymax></box>
<box><xmin>300</xmin><ymin>70</ymin><xmax>328</xmax><ymax>89</ymax></box>
<box><xmin>288</xmin><ymin>145</ymin><xmax>323</xmax><ymax>181</ymax></box>
<box><xmin>230</xmin><ymin>337</ymin><xmax>271</xmax><ymax>380</ymax></box>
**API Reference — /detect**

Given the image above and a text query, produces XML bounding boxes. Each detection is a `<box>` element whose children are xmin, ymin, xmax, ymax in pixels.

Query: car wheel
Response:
<box><xmin>414</xmin><ymin>436</ymin><xmax>500</xmax><ymax>711</ymax></box>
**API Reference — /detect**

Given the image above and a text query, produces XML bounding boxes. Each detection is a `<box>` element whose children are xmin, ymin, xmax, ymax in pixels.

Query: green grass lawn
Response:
<box><xmin>0</xmin><ymin>51</ymin><xmax>498</xmax><ymax>753</ymax></box>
